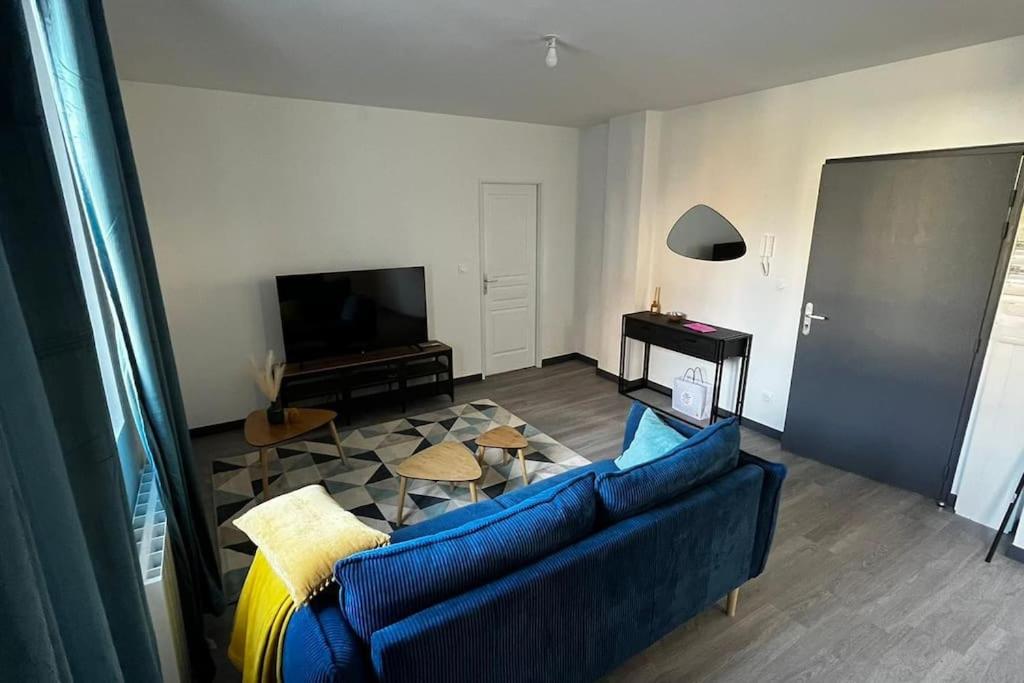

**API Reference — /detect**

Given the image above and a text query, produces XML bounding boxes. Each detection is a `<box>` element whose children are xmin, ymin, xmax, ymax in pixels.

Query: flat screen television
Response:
<box><xmin>276</xmin><ymin>266</ymin><xmax>428</xmax><ymax>362</ymax></box>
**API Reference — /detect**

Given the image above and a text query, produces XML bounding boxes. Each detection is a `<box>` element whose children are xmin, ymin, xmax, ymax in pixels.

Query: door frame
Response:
<box><xmin>812</xmin><ymin>143</ymin><xmax>1024</xmax><ymax>504</ymax></box>
<box><xmin>478</xmin><ymin>181</ymin><xmax>543</xmax><ymax>379</ymax></box>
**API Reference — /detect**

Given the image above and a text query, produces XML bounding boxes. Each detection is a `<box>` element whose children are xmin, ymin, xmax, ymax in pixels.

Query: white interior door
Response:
<box><xmin>481</xmin><ymin>183</ymin><xmax>537</xmax><ymax>376</ymax></box>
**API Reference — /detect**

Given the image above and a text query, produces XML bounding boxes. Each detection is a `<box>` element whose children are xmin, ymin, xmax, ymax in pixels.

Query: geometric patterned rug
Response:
<box><xmin>212</xmin><ymin>399</ymin><xmax>591</xmax><ymax>600</ymax></box>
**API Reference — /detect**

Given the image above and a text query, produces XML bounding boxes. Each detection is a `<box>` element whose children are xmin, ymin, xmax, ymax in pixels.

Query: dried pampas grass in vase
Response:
<box><xmin>250</xmin><ymin>350</ymin><xmax>286</xmax><ymax>424</ymax></box>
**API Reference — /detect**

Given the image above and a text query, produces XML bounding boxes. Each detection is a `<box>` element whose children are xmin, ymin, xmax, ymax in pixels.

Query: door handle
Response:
<box><xmin>802</xmin><ymin>302</ymin><xmax>829</xmax><ymax>336</ymax></box>
<box><xmin>483</xmin><ymin>275</ymin><xmax>497</xmax><ymax>294</ymax></box>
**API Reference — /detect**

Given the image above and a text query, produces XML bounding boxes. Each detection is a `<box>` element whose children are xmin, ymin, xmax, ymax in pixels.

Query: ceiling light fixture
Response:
<box><xmin>543</xmin><ymin>34</ymin><xmax>559</xmax><ymax>68</ymax></box>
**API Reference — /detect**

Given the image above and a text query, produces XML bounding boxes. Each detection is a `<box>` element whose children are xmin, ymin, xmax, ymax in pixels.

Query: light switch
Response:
<box><xmin>458</xmin><ymin>263</ymin><xmax>468</xmax><ymax>274</ymax></box>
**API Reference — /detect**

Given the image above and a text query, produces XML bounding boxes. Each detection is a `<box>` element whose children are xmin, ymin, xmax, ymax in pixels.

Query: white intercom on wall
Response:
<box><xmin>760</xmin><ymin>233</ymin><xmax>776</xmax><ymax>276</ymax></box>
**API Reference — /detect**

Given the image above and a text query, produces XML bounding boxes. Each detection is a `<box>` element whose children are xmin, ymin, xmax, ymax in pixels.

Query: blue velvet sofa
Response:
<box><xmin>282</xmin><ymin>404</ymin><xmax>786</xmax><ymax>682</ymax></box>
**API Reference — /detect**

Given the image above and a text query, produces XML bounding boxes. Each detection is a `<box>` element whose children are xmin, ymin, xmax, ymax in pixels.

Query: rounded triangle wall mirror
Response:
<box><xmin>666</xmin><ymin>204</ymin><xmax>746</xmax><ymax>261</ymax></box>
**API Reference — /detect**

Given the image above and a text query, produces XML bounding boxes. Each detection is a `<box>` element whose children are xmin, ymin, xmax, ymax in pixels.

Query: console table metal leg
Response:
<box><xmin>618</xmin><ymin>317</ymin><xmax>627</xmax><ymax>393</ymax></box>
<box><xmin>734</xmin><ymin>340</ymin><xmax>752</xmax><ymax>424</ymax></box>
<box><xmin>642</xmin><ymin>342</ymin><xmax>651</xmax><ymax>388</ymax></box>
<box><xmin>711</xmin><ymin>345</ymin><xmax>724</xmax><ymax>423</ymax></box>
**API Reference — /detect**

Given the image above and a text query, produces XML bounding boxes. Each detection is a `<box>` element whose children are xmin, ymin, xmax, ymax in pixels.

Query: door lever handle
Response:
<box><xmin>802</xmin><ymin>302</ymin><xmax>829</xmax><ymax>336</ymax></box>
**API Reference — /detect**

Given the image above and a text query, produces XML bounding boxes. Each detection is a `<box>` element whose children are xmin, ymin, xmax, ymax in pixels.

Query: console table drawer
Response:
<box><xmin>624</xmin><ymin>317</ymin><xmax>718</xmax><ymax>361</ymax></box>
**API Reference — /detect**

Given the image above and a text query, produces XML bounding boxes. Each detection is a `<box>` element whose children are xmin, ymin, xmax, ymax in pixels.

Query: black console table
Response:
<box><xmin>619</xmin><ymin>312</ymin><xmax>752</xmax><ymax>427</ymax></box>
<box><xmin>280</xmin><ymin>342</ymin><xmax>454</xmax><ymax>422</ymax></box>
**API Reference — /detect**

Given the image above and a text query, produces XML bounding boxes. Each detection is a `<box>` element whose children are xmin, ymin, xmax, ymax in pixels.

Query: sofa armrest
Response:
<box><xmin>738</xmin><ymin>450</ymin><xmax>787</xmax><ymax>578</ymax></box>
<box><xmin>283</xmin><ymin>590</ymin><xmax>371</xmax><ymax>683</ymax></box>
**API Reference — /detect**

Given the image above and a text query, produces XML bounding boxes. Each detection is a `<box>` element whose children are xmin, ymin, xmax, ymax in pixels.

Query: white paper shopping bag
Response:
<box><xmin>672</xmin><ymin>368</ymin><xmax>712</xmax><ymax>421</ymax></box>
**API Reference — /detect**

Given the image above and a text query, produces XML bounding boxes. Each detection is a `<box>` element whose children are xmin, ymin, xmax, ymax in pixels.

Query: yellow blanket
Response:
<box><xmin>228</xmin><ymin>550</ymin><xmax>296</xmax><ymax>683</ymax></box>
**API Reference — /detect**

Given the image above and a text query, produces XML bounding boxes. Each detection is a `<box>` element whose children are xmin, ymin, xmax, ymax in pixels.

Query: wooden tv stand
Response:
<box><xmin>279</xmin><ymin>342</ymin><xmax>454</xmax><ymax>421</ymax></box>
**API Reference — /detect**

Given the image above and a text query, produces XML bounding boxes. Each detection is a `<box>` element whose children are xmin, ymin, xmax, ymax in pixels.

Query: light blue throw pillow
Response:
<box><xmin>614</xmin><ymin>408</ymin><xmax>688</xmax><ymax>469</ymax></box>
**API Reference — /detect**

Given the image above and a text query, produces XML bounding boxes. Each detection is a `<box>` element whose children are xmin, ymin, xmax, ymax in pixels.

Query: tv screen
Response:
<box><xmin>276</xmin><ymin>267</ymin><xmax>428</xmax><ymax>362</ymax></box>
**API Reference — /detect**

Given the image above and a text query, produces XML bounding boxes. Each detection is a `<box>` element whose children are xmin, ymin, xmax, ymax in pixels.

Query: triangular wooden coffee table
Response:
<box><xmin>475</xmin><ymin>425</ymin><xmax>530</xmax><ymax>485</ymax></box>
<box><xmin>395</xmin><ymin>442</ymin><xmax>482</xmax><ymax>527</ymax></box>
<box><xmin>244</xmin><ymin>408</ymin><xmax>348</xmax><ymax>499</ymax></box>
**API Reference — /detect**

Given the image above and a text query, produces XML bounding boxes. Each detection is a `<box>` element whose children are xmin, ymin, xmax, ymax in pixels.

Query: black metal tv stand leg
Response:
<box><xmin>985</xmin><ymin>469</ymin><xmax>1024</xmax><ymax>562</ymax></box>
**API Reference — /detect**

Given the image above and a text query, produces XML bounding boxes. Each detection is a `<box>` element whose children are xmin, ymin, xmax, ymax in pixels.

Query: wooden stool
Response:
<box><xmin>395</xmin><ymin>442</ymin><xmax>482</xmax><ymax>527</ymax></box>
<box><xmin>475</xmin><ymin>425</ymin><xmax>530</xmax><ymax>486</ymax></box>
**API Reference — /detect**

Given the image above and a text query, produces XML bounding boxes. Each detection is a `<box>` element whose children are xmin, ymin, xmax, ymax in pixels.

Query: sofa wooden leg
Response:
<box><xmin>726</xmin><ymin>588</ymin><xmax>739</xmax><ymax>617</ymax></box>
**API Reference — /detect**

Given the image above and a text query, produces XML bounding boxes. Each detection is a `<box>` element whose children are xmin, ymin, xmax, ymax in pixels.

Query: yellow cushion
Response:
<box><xmin>233</xmin><ymin>484</ymin><xmax>390</xmax><ymax>606</ymax></box>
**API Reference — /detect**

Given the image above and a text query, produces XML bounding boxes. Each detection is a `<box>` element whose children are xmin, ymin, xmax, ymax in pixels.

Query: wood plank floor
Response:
<box><xmin>193</xmin><ymin>360</ymin><xmax>1024</xmax><ymax>682</ymax></box>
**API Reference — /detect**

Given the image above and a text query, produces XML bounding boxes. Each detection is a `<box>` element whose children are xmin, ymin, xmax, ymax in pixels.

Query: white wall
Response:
<box><xmin>573</xmin><ymin>124</ymin><xmax>608</xmax><ymax>361</ymax></box>
<box><xmin>121</xmin><ymin>82</ymin><xmax>579</xmax><ymax>428</ymax></box>
<box><xmin>596</xmin><ymin>112</ymin><xmax>653</xmax><ymax>375</ymax></box>
<box><xmin>577</xmin><ymin>35</ymin><xmax>1024</xmax><ymax>432</ymax></box>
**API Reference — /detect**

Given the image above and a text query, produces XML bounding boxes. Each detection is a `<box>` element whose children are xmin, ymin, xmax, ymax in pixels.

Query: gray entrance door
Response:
<box><xmin>783</xmin><ymin>148</ymin><xmax>1023</xmax><ymax>498</ymax></box>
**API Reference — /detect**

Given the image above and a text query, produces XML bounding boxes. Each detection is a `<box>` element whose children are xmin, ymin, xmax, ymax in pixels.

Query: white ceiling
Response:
<box><xmin>104</xmin><ymin>0</ymin><xmax>1024</xmax><ymax>127</ymax></box>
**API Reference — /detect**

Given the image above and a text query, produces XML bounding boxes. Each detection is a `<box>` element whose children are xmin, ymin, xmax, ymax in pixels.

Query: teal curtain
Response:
<box><xmin>0</xmin><ymin>2</ymin><xmax>160</xmax><ymax>679</ymax></box>
<box><xmin>33</xmin><ymin>0</ymin><xmax>226</xmax><ymax>678</ymax></box>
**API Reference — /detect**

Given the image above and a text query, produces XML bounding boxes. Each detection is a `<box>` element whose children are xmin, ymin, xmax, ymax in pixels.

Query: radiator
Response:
<box><xmin>133</xmin><ymin>463</ymin><xmax>189</xmax><ymax>682</ymax></box>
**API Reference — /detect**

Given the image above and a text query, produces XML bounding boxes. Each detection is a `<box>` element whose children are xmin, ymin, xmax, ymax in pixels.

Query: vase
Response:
<box><xmin>650</xmin><ymin>286</ymin><xmax>662</xmax><ymax>315</ymax></box>
<box><xmin>266</xmin><ymin>398</ymin><xmax>285</xmax><ymax>425</ymax></box>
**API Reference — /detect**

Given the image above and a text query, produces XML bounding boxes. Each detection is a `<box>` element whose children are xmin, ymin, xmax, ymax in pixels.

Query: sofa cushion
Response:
<box><xmin>615</xmin><ymin>408</ymin><xmax>689</xmax><ymax>469</ymax></box>
<box><xmin>596</xmin><ymin>417</ymin><xmax>740</xmax><ymax>522</ymax></box>
<box><xmin>392</xmin><ymin>459</ymin><xmax>617</xmax><ymax>543</ymax></box>
<box><xmin>389</xmin><ymin>499</ymin><xmax>503</xmax><ymax>544</ymax></box>
<box><xmin>392</xmin><ymin>461</ymin><xmax>613</xmax><ymax>543</ymax></box>
<box><xmin>493</xmin><ymin>459</ymin><xmax>618</xmax><ymax>509</ymax></box>
<box><xmin>334</xmin><ymin>472</ymin><xmax>597</xmax><ymax>642</ymax></box>
<box><xmin>367</xmin><ymin>465</ymin><xmax>764</xmax><ymax>683</ymax></box>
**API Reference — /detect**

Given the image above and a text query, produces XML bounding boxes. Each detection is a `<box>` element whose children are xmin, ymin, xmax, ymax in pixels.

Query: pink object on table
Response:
<box><xmin>683</xmin><ymin>322</ymin><xmax>717</xmax><ymax>333</ymax></box>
